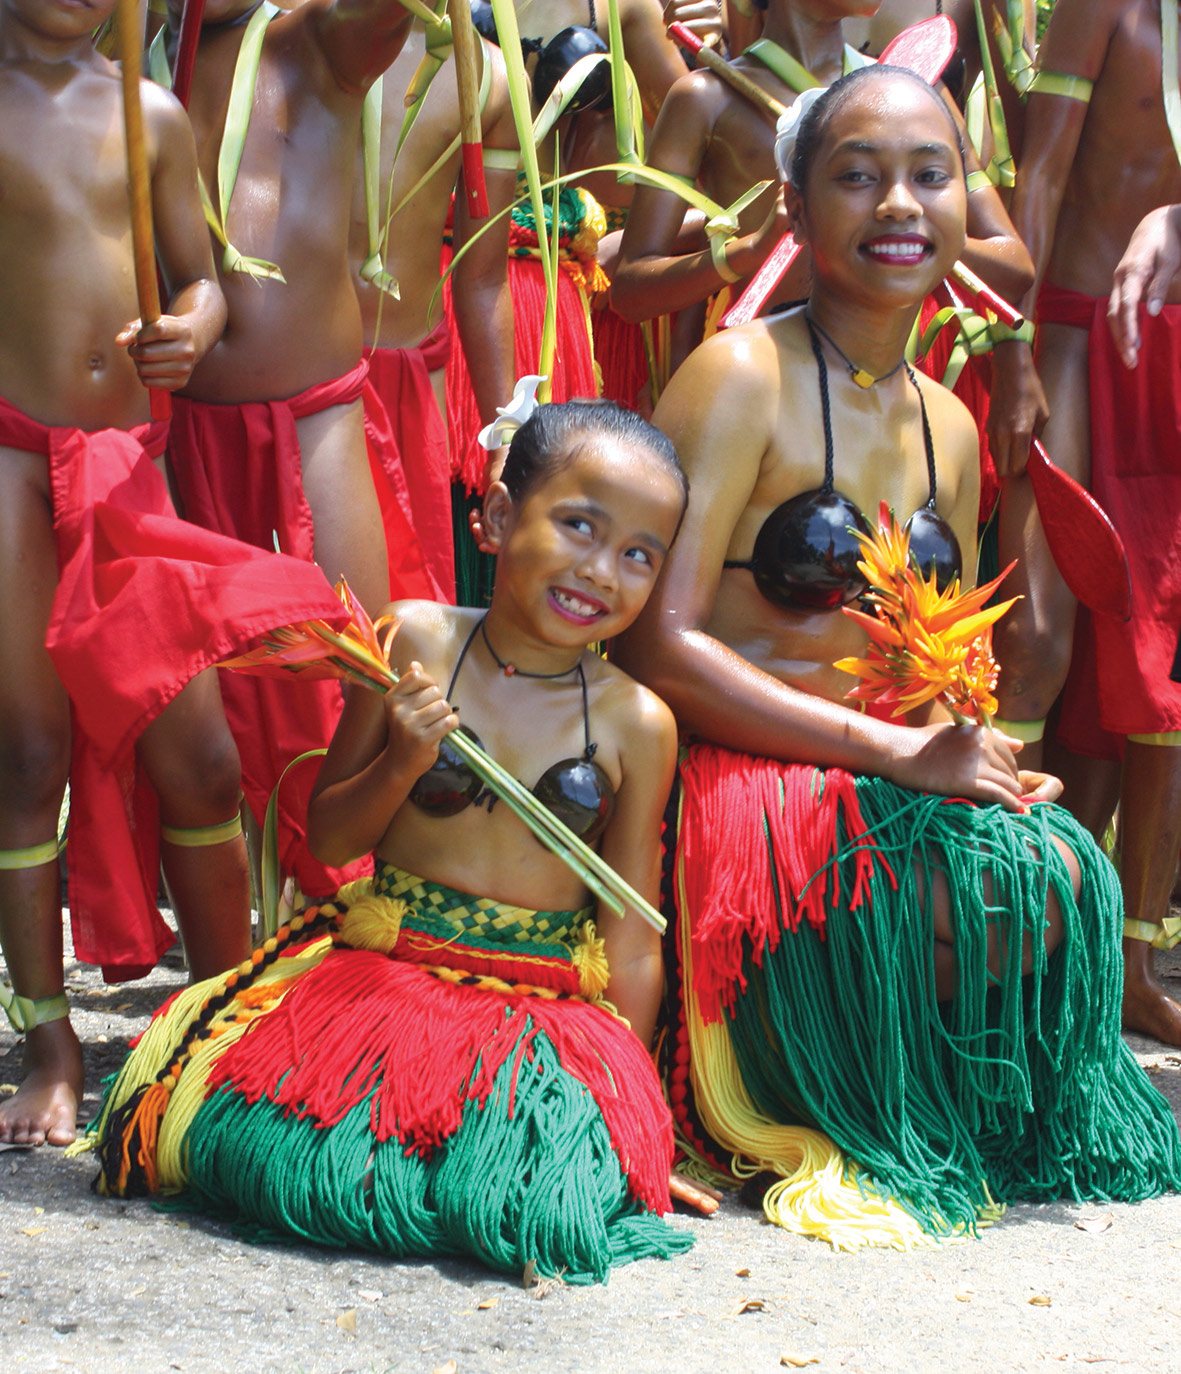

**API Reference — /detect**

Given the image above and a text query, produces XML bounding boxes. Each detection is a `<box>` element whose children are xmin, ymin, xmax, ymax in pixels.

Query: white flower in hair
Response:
<box><xmin>774</xmin><ymin>86</ymin><xmax>828</xmax><ymax>186</ymax></box>
<box><xmin>477</xmin><ymin>374</ymin><xmax>549</xmax><ymax>450</ymax></box>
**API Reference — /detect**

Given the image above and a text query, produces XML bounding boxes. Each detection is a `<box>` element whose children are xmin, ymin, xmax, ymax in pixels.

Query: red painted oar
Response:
<box><xmin>1027</xmin><ymin>440</ymin><xmax>1132</xmax><ymax>621</ymax></box>
<box><xmin>721</xmin><ymin>16</ymin><xmax>960</xmax><ymax>329</ymax></box>
<box><xmin>172</xmin><ymin>0</ymin><xmax>207</xmax><ymax>110</ymax></box>
<box><xmin>117</xmin><ymin>0</ymin><xmax>171</xmax><ymax>422</ymax></box>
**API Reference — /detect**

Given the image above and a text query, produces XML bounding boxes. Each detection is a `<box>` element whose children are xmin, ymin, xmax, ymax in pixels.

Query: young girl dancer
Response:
<box><xmin>91</xmin><ymin>401</ymin><xmax>703</xmax><ymax>1284</ymax></box>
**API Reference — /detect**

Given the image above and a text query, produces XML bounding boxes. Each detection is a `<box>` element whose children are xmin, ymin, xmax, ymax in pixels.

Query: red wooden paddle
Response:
<box><xmin>172</xmin><ymin>0</ymin><xmax>207</xmax><ymax>110</ymax></box>
<box><xmin>1027</xmin><ymin>440</ymin><xmax>1133</xmax><ymax>622</ymax></box>
<box><xmin>720</xmin><ymin>16</ymin><xmax>960</xmax><ymax>330</ymax></box>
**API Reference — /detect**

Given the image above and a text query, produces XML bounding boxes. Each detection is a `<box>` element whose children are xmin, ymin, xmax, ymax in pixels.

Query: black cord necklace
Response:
<box><xmin>805</xmin><ymin>311</ymin><xmax>907</xmax><ymax>389</ymax></box>
<box><xmin>479</xmin><ymin>616</ymin><xmax>583</xmax><ymax>679</ymax></box>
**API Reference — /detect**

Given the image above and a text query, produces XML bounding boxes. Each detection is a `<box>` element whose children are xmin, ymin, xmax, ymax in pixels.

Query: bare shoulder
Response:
<box><xmin>141</xmin><ymin>79</ymin><xmax>194</xmax><ymax>145</ymax></box>
<box><xmin>593</xmin><ymin>660</ymin><xmax>678</xmax><ymax>756</ymax></box>
<box><xmin>385</xmin><ymin>600</ymin><xmax>475</xmax><ymax>673</ymax></box>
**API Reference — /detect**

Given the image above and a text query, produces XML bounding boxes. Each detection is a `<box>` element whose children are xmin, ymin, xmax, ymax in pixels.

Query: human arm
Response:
<box><xmin>120</xmin><ymin>85</ymin><xmax>226</xmax><ymax>389</ymax></box>
<box><xmin>451</xmin><ymin>57</ymin><xmax>518</xmax><ymax>486</ymax></box>
<box><xmin>1108</xmin><ymin>203</ymin><xmax>1181</xmax><ymax>368</ymax></box>
<box><xmin>611</xmin><ymin>72</ymin><xmax>780</xmax><ymax>322</ymax></box>
<box><xmin>621</xmin><ymin>0</ymin><xmax>692</xmax><ymax>117</ymax></box>
<box><xmin>596</xmin><ymin>684</ymin><xmax>678</xmax><ymax>1050</ymax></box>
<box><xmin>987</xmin><ymin>0</ymin><xmax>1121</xmax><ymax>475</ymax></box>
<box><xmin>308</xmin><ymin>0</ymin><xmax>413</xmax><ymax>95</ymax></box>
<box><xmin>309</xmin><ymin>612</ymin><xmax>459</xmax><ymax>866</ymax></box>
<box><xmin>613</xmin><ymin>327</ymin><xmax>1027</xmax><ymax>808</ymax></box>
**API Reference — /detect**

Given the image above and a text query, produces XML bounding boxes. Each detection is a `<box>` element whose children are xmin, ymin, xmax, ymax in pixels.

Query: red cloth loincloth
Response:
<box><xmin>363</xmin><ymin>321</ymin><xmax>455</xmax><ymax>604</ymax></box>
<box><xmin>0</xmin><ymin>394</ymin><xmax>345</xmax><ymax>979</ymax></box>
<box><xmin>916</xmin><ymin>294</ymin><xmax>999</xmax><ymax>521</ymax></box>
<box><xmin>168</xmin><ymin>363</ymin><xmax>379</xmax><ymax>898</ymax></box>
<box><xmin>441</xmin><ymin>248</ymin><xmax>599</xmax><ymax>495</ymax></box>
<box><xmin>1038</xmin><ymin>282</ymin><xmax>1181</xmax><ymax>753</ymax></box>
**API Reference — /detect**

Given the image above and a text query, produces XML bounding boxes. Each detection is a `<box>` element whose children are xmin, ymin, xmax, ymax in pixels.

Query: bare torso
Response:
<box><xmin>708</xmin><ymin>313</ymin><xmax>979</xmax><ymax>706</ymax></box>
<box><xmin>181</xmin><ymin>8</ymin><xmax>368</xmax><ymax>400</ymax></box>
<box><xmin>0</xmin><ymin>55</ymin><xmax>153</xmax><ymax>429</ymax></box>
<box><xmin>1046</xmin><ymin>0</ymin><xmax>1181</xmax><ymax>294</ymax></box>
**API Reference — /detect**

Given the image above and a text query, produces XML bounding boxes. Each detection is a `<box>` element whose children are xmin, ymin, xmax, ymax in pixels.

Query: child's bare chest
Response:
<box><xmin>0</xmin><ymin>75</ymin><xmax>130</xmax><ymax>242</ymax></box>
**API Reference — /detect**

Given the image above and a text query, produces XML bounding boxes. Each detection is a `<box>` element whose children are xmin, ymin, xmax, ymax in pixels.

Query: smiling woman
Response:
<box><xmin>616</xmin><ymin>65</ymin><xmax>1181</xmax><ymax>1249</ymax></box>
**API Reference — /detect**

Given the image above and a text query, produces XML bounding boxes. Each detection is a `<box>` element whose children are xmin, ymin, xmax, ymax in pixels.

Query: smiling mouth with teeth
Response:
<box><xmin>862</xmin><ymin>239</ymin><xmax>932</xmax><ymax>261</ymax></box>
<box><xmin>552</xmin><ymin>588</ymin><xmax>604</xmax><ymax>618</ymax></box>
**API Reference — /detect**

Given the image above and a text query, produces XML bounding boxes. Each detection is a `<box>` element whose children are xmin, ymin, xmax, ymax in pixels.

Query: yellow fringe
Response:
<box><xmin>675</xmin><ymin>851</ymin><xmax>991</xmax><ymax>1250</ymax></box>
<box><xmin>572</xmin><ymin>919</ymin><xmax>610</xmax><ymax>999</ymax></box>
<box><xmin>337</xmin><ymin>882</ymin><xmax>407</xmax><ymax>956</ymax></box>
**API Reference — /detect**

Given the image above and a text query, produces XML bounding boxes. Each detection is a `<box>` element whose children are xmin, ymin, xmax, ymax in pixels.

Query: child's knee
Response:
<box><xmin>153</xmin><ymin>731</ymin><xmax>243</xmax><ymax>823</ymax></box>
<box><xmin>0</xmin><ymin>721</ymin><xmax>70</xmax><ymax>818</ymax></box>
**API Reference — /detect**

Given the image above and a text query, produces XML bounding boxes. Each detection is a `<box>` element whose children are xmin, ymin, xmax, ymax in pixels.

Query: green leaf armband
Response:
<box><xmin>1029</xmin><ymin>70</ymin><xmax>1094</xmax><ymax>103</ymax></box>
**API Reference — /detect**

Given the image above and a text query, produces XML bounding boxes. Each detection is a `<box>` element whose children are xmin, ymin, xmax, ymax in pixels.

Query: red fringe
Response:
<box><xmin>442</xmin><ymin>250</ymin><xmax>600</xmax><ymax>494</ymax></box>
<box><xmin>676</xmin><ymin>744</ymin><xmax>887</xmax><ymax>1023</ymax></box>
<box><xmin>593</xmin><ymin>303</ymin><xmax>650</xmax><ymax>412</ymax></box>
<box><xmin>207</xmin><ymin>948</ymin><xmax>673</xmax><ymax>1213</ymax></box>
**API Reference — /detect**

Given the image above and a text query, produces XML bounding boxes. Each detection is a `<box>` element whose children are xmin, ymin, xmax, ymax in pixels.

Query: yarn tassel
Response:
<box><xmin>96</xmin><ymin>1076</ymin><xmax>173</xmax><ymax>1197</ymax></box>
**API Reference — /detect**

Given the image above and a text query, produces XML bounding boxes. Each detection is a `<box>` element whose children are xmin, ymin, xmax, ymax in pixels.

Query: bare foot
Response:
<box><xmin>1122</xmin><ymin>942</ymin><xmax>1181</xmax><ymax>1047</ymax></box>
<box><xmin>0</xmin><ymin>1018</ymin><xmax>83</xmax><ymax>1146</ymax></box>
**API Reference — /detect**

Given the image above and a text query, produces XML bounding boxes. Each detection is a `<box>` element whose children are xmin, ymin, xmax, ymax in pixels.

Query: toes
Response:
<box><xmin>46</xmin><ymin>1121</ymin><xmax>76</xmax><ymax>1147</ymax></box>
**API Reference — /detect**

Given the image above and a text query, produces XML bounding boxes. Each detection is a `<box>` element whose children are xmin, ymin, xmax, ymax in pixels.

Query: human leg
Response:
<box><xmin>136</xmin><ymin>672</ymin><xmax>252</xmax><ymax>982</ymax></box>
<box><xmin>994</xmin><ymin>323</ymin><xmax>1091</xmax><ymax>770</ymax></box>
<box><xmin>297</xmin><ymin>402</ymin><xmax>390</xmax><ymax>614</ymax></box>
<box><xmin>1119</xmin><ymin>739</ymin><xmax>1181</xmax><ymax>1046</ymax></box>
<box><xmin>0</xmin><ymin>448</ymin><xmax>79</xmax><ymax>1146</ymax></box>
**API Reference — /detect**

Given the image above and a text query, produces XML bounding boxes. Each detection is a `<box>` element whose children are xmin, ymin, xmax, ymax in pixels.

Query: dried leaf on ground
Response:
<box><xmin>953</xmin><ymin>1289</ymin><xmax>974</xmax><ymax>1302</ymax></box>
<box><xmin>335</xmin><ymin>1308</ymin><xmax>357</xmax><ymax>1335</ymax></box>
<box><xmin>20</xmin><ymin>1226</ymin><xmax>46</xmax><ymax>1238</ymax></box>
<box><xmin>357</xmin><ymin>1289</ymin><xmax>382</xmax><ymax>1303</ymax></box>
<box><xmin>780</xmin><ymin>1355</ymin><xmax>820</xmax><ymax>1368</ymax></box>
<box><xmin>735</xmin><ymin>1267</ymin><xmax>751</xmax><ymax>1278</ymax></box>
<box><xmin>1028</xmin><ymin>1294</ymin><xmax>1053</xmax><ymax>1307</ymax></box>
<box><xmin>731</xmin><ymin>1297</ymin><xmax>767</xmax><ymax>1316</ymax></box>
<box><xmin>433</xmin><ymin>1362</ymin><xmax>458</xmax><ymax>1374</ymax></box>
<box><xmin>476</xmin><ymin>1298</ymin><xmax>499</xmax><ymax>1311</ymax></box>
<box><xmin>1074</xmin><ymin>1212</ymin><xmax>1114</xmax><ymax>1234</ymax></box>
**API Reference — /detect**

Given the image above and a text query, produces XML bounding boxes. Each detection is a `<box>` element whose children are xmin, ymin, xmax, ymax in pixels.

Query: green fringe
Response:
<box><xmin>452</xmin><ymin>483</ymin><xmax>496</xmax><ymax>610</ymax></box>
<box><xmin>726</xmin><ymin>786</ymin><xmax>1181</xmax><ymax>1235</ymax></box>
<box><xmin>179</xmin><ymin>1018</ymin><xmax>691</xmax><ymax>1283</ymax></box>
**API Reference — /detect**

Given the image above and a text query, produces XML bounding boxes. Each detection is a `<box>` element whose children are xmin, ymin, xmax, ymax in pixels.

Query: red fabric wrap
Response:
<box><xmin>168</xmin><ymin>363</ymin><xmax>375</xmax><ymax>898</ymax></box>
<box><xmin>363</xmin><ymin>322</ymin><xmax>456</xmax><ymax>604</ymax></box>
<box><xmin>675</xmin><ymin>743</ymin><xmax>887</xmax><ymax>1023</ymax></box>
<box><xmin>1038</xmin><ymin>283</ymin><xmax>1181</xmax><ymax>747</ymax></box>
<box><xmin>0</xmin><ymin>394</ymin><xmax>345</xmax><ymax>979</ymax></box>
<box><xmin>916</xmin><ymin>293</ymin><xmax>998</xmax><ymax>520</ymax></box>
<box><xmin>442</xmin><ymin>248</ymin><xmax>599</xmax><ymax>494</ymax></box>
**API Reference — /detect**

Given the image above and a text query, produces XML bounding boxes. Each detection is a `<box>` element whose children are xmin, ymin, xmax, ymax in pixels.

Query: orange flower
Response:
<box><xmin>834</xmin><ymin>509</ymin><xmax>1019</xmax><ymax>724</ymax></box>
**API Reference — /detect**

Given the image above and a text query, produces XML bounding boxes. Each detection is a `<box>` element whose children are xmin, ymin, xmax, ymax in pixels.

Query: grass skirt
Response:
<box><xmin>90</xmin><ymin>865</ymin><xmax>691</xmax><ymax>1283</ymax></box>
<box><xmin>664</xmin><ymin>744</ymin><xmax>1181</xmax><ymax>1249</ymax></box>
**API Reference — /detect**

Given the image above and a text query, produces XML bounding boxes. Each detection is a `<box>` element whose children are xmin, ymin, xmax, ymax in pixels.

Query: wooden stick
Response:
<box><xmin>668</xmin><ymin>22</ymin><xmax>787</xmax><ymax>118</ymax></box>
<box><xmin>117</xmin><ymin>0</ymin><xmax>170</xmax><ymax>420</ymax></box>
<box><xmin>449</xmin><ymin>0</ymin><xmax>490</xmax><ymax>218</ymax></box>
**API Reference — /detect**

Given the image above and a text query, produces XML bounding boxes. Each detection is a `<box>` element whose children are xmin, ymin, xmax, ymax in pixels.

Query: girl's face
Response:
<box><xmin>788</xmin><ymin>77</ymin><xmax>967</xmax><ymax>308</ymax></box>
<box><xmin>484</xmin><ymin>436</ymin><xmax>685</xmax><ymax>649</ymax></box>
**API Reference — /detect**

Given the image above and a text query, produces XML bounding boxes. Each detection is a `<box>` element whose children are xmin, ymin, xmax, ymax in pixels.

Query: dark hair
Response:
<box><xmin>501</xmin><ymin>399</ymin><xmax>689</xmax><ymax>510</ymax></box>
<box><xmin>789</xmin><ymin>64</ymin><xmax>966</xmax><ymax>191</ymax></box>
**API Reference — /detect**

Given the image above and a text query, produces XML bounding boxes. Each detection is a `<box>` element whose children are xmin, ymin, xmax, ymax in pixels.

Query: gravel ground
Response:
<box><xmin>2</xmin><ymin>922</ymin><xmax>1180</xmax><ymax>1374</ymax></box>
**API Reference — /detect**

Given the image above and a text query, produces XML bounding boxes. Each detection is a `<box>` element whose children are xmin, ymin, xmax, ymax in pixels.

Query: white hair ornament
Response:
<box><xmin>476</xmin><ymin>374</ymin><xmax>548</xmax><ymax>450</ymax></box>
<box><xmin>773</xmin><ymin>86</ymin><xmax>828</xmax><ymax>185</ymax></box>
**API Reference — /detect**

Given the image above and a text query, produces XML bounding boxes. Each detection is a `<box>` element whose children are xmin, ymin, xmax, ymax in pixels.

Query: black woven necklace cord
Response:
<box><xmin>805</xmin><ymin>311</ymin><xmax>907</xmax><ymax>388</ymax></box>
<box><xmin>805</xmin><ymin>315</ymin><xmax>940</xmax><ymax>507</ymax></box>
<box><xmin>479</xmin><ymin>615</ymin><xmax>583</xmax><ymax>680</ymax></box>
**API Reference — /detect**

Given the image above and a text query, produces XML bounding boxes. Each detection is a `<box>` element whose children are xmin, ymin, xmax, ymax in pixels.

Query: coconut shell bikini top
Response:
<box><xmin>408</xmin><ymin>616</ymin><xmax>616</xmax><ymax>844</ymax></box>
<box><xmin>723</xmin><ymin>317</ymin><xmax>963</xmax><ymax>612</ymax></box>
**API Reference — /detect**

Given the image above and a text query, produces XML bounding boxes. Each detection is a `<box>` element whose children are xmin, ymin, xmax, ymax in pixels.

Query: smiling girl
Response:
<box><xmin>91</xmin><ymin>400</ymin><xmax>709</xmax><ymax>1283</ymax></box>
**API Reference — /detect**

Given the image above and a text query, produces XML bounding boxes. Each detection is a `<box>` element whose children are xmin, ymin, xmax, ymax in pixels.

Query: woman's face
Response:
<box><xmin>789</xmin><ymin>76</ymin><xmax>967</xmax><ymax>309</ymax></box>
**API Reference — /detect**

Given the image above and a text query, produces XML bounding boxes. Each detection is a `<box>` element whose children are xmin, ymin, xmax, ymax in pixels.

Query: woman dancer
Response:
<box><xmin>617</xmin><ymin>64</ymin><xmax>1181</xmax><ymax>1249</ymax></box>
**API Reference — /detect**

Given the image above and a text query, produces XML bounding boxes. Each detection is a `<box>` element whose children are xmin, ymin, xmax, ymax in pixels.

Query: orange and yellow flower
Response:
<box><xmin>834</xmin><ymin>505</ymin><xmax>1018</xmax><ymax>724</ymax></box>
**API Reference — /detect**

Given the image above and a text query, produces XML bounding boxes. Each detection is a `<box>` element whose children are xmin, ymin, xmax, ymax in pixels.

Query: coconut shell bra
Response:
<box><xmin>723</xmin><ymin>317</ymin><xmax>963</xmax><ymax>613</ymax></box>
<box><xmin>408</xmin><ymin>616</ymin><xmax>616</xmax><ymax>845</ymax></box>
